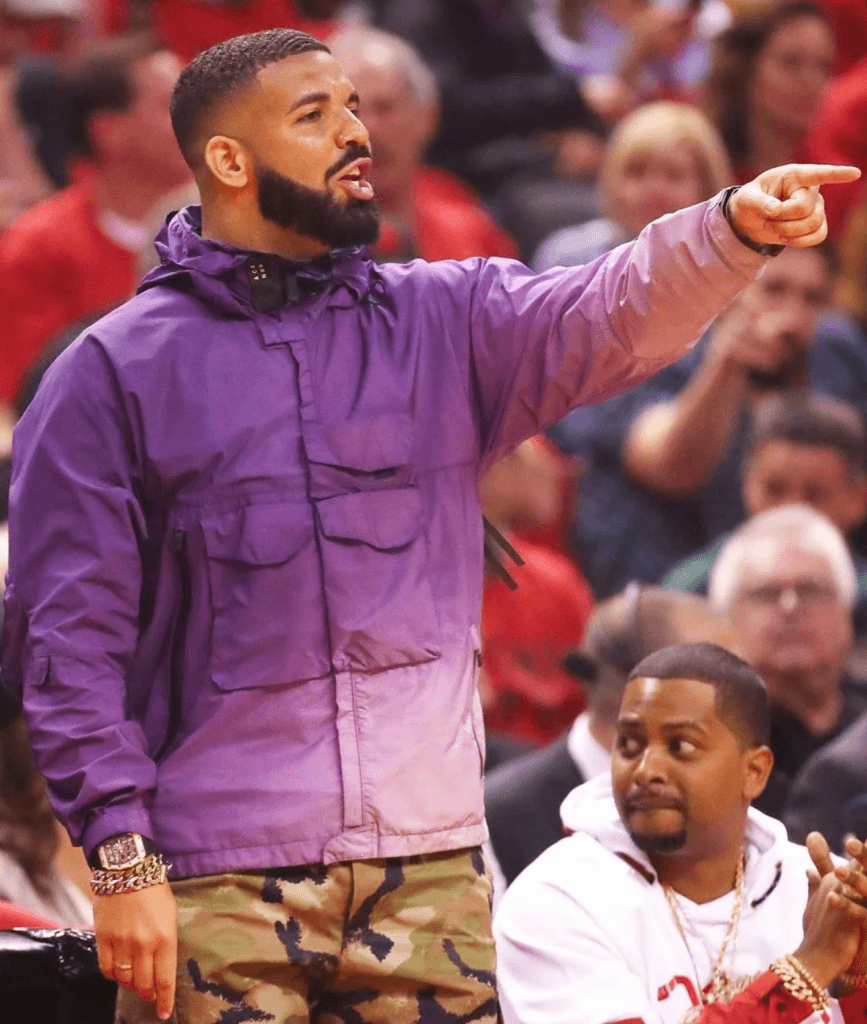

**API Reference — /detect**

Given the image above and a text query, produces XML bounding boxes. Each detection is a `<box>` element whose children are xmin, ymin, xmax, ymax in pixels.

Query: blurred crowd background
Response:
<box><xmin>1</xmin><ymin>0</ymin><xmax>867</xmax><ymax>929</ymax></box>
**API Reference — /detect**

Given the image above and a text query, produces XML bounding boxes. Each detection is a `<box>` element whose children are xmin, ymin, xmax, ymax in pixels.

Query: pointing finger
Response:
<box><xmin>776</xmin><ymin>164</ymin><xmax>861</xmax><ymax>191</ymax></box>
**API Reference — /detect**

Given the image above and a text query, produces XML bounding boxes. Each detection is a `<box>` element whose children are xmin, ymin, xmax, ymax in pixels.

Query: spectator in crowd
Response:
<box><xmin>534</xmin><ymin>100</ymin><xmax>731</xmax><ymax>269</ymax></box>
<box><xmin>480</xmin><ymin>438</ymin><xmax>594</xmax><ymax>748</ymax></box>
<box><xmin>99</xmin><ymin>0</ymin><xmax>344</xmax><ymax>62</ymax></box>
<box><xmin>0</xmin><ymin>708</ymin><xmax>93</xmax><ymax>928</ymax></box>
<box><xmin>664</xmin><ymin>392</ymin><xmax>867</xmax><ymax>625</ymax></box>
<box><xmin>783</xmin><ymin>705</ymin><xmax>867</xmax><ymax>855</ymax></box>
<box><xmin>562</xmin><ymin>241</ymin><xmax>842</xmax><ymax>599</ymax></box>
<box><xmin>703</xmin><ymin>0</ymin><xmax>834</xmax><ymax>191</ymax></box>
<box><xmin>709</xmin><ymin>504</ymin><xmax>867</xmax><ymax>784</ymax></box>
<box><xmin>495</xmin><ymin>641</ymin><xmax>867</xmax><ymax>1024</ymax></box>
<box><xmin>485</xmin><ymin>585</ymin><xmax>744</xmax><ymax>891</ymax></box>
<box><xmin>0</xmin><ymin>32</ymin><xmax>192</xmax><ymax>406</ymax></box>
<box><xmin>530</xmin><ymin>0</ymin><xmax>731</xmax><ymax>109</ymax></box>
<box><xmin>373</xmin><ymin>0</ymin><xmax>608</xmax><ymax>251</ymax></box>
<box><xmin>0</xmin><ymin>0</ymin><xmax>69</xmax><ymax>232</ymax></box>
<box><xmin>327</xmin><ymin>26</ymin><xmax>517</xmax><ymax>262</ymax></box>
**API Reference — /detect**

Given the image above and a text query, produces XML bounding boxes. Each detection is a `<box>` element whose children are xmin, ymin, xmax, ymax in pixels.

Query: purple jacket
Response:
<box><xmin>3</xmin><ymin>200</ymin><xmax>765</xmax><ymax>878</ymax></box>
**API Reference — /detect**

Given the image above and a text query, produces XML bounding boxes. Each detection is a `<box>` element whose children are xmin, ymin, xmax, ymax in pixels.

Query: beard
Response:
<box><xmin>627</xmin><ymin>827</ymin><xmax>688</xmax><ymax>855</ymax></box>
<box><xmin>255</xmin><ymin>154</ymin><xmax>380</xmax><ymax>252</ymax></box>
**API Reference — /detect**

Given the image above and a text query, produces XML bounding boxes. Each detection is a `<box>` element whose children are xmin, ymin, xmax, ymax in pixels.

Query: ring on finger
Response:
<box><xmin>115</xmin><ymin>962</ymin><xmax>133</xmax><ymax>971</ymax></box>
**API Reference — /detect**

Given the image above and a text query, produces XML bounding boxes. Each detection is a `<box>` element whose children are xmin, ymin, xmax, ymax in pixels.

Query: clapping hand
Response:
<box><xmin>728</xmin><ymin>164</ymin><xmax>861</xmax><ymax>249</ymax></box>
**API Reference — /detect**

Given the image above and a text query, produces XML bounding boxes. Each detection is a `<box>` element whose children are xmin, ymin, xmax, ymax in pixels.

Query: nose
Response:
<box><xmin>778</xmin><ymin>586</ymin><xmax>799</xmax><ymax>613</ymax></box>
<box><xmin>633</xmin><ymin>744</ymin><xmax>667</xmax><ymax>786</ymax></box>
<box><xmin>337</xmin><ymin>107</ymin><xmax>370</xmax><ymax>150</ymax></box>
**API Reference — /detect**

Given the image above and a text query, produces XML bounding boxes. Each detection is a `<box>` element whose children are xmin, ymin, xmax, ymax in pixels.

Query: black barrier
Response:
<box><xmin>0</xmin><ymin>928</ymin><xmax>116</xmax><ymax>1024</ymax></box>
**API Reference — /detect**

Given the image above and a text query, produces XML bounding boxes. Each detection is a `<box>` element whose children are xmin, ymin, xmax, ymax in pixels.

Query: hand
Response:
<box><xmin>838</xmin><ymin>835</ymin><xmax>867</xmax><ymax>977</ymax></box>
<box><xmin>582</xmin><ymin>74</ymin><xmax>637</xmax><ymax>125</ymax></box>
<box><xmin>95</xmin><ymin>881</ymin><xmax>178</xmax><ymax>1020</ymax></box>
<box><xmin>728</xmin><ymin>164</ymin><xmax>861</xmax><ymax>249</ymax></box>
<box><xmin>708</xmin><ymin>304</ymin><xmax>807</xmax><ymax>377</ymax></box>
<box><xmin>795</xmin><ymin>832</ymin><xmax>867</xmax><ymax>988</ymax></box>
<box><xmin>627</xmin><ymin>6</ymin><xmax>696</xmax><ymax>63</ymax></box>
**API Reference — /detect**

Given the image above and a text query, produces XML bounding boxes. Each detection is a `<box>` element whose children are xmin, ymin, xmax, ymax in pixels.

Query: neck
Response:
<box><xmin>746</xmin><ymin>113</ymin><xmax>800</xmax><ymax>172</ymax></box>
<box><xmin>201</xmin><ymin>200</ymin><xmax>330</xmax><ymax>261</ymax></box>
<box><xmin>653</xmin><ymin>838</ymin><xmax>744</xmax><ymax>904</ymax></box>
<box><xmin>92</xmin><ymin>162</ymin><xmax>188</xmax><ymax>223</ymax></box>
<box><xmin>767</xmin><ymin>668</ymin><xmax>844</xmax><ymax>735</ymax></box>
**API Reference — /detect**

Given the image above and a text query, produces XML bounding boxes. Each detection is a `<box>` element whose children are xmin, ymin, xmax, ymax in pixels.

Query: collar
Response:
<box><xmin>147</xmin><ymin>205</ymin><xmax>381</xmax><ymax>312</ymax></box>
<box><xmin>566</xmin><ymin>713</ymin><xmax>610</xmax><ymax>781</ymax></box>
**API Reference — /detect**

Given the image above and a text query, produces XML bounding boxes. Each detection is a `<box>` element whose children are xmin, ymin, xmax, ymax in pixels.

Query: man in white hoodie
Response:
<box><xmin>495</xmin><ymin>642</ymin><xmax>867</xmax><ymax>1024</ymax></box>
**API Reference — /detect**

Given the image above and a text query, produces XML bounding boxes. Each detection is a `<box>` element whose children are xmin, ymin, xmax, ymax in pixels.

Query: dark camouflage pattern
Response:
<box><xmin>116</xmin><ymin>847</ymin><xmax>497</xmax><ymax>1024</ymax></box>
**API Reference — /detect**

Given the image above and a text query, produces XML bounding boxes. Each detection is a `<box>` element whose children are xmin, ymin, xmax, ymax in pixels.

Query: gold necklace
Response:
<box><xmin>662</xmin><ymin>851</ymin><xmax>747</xmax><ymax>1010</ymax></box>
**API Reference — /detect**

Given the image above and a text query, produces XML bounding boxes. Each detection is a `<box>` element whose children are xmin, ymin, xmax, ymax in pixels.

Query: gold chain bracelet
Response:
<box><xmin>90</xmin><ymin>853</ymin><xmax>171</xmax><ymax>897</ymax></box>
<box><xmin>771</xmin><ymin>956</ymin><xmax>833</xmax><ymax>1014</ymax></box>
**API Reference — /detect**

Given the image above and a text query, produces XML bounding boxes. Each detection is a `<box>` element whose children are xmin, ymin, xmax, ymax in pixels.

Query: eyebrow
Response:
<box><xmin>289</xmin><ymin>90</ymin><xmax>360</xmax><ymax>113</ymax></box>
<box><xmin>616</xmin><ymin>717</ymin><xmax>708</xmax><ymax>734</ymax></box>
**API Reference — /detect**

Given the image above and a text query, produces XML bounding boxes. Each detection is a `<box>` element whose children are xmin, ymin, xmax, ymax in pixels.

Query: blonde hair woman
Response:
<box><xmin>534</xmin><ymin>100</ymin><xmax>732</xmax><ymax>269</ymax></box>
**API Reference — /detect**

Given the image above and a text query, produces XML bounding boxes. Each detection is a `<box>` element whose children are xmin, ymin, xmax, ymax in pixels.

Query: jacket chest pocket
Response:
<box><xmin>201</xmin><ymin>502</ymin><xmax>331</xmax><ymax>690</ymax></box>
<box><xmin>305</xmin><ymin>414</ymin><xmax>442</xmax><ymax>673</ymax></box>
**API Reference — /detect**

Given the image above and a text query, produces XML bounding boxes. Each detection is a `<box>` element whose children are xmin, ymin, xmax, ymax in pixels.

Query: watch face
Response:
<box><xmin>98</xmin><ymin>833</ymin><xmax>146</xmax><ymax>870</ymax></box>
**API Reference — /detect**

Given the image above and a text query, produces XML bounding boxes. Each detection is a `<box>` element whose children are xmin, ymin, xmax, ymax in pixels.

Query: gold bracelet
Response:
<box><xmin>90</xmin><ymin>853</ymin><xmax>171</xmax><ymax>896</ymax></box>
<box><xmin>771</xmin><ymin>956</ymin><xmax>833</xmax><ymax>1013</ymax></box>
<box><xmin>839</xmin><ymin>972</ymin><xmax>867</xmax><ymax>989</ymax></box>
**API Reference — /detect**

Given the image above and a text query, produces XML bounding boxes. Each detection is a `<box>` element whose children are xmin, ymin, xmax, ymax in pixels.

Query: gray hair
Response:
<box><xmin>327</xmin><ymin>26</ymin><xmax>439</xmax><ymax>106</ymax></box>
<box><xmin>708</xmin><ymin>504</ymin><xmax>858</xmax><ymax>609</ymax></box>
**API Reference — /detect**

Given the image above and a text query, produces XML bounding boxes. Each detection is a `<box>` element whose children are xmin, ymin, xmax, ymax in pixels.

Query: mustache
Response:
<box><xmin>625</xmin><ymin>791</ymin><xmax>687</xmax><ymax>814</ymax></box>
<box><xmin>326</xmin><ymin>144</ymin><xmax>372</xmax><ymax>182</ymax></box>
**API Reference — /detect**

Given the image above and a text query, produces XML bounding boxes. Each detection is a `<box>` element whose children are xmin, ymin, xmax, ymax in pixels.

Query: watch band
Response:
<box><xmin>718</xmin><ymin>185</ymin><xmax>785</xmax><ymax>258</ymax></box>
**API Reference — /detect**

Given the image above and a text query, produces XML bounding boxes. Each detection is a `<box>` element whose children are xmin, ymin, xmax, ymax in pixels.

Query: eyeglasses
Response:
<box><xmin>738</xmin><ymin>581</ymin><xmax>839</xmax><ymax>609</ymax></box>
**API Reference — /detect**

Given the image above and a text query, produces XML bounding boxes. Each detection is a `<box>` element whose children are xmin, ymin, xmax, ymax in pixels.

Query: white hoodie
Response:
<box><xmin>495</xmin><ymin>774</ymin><xmax>833</xmax><ymax>1024</ymax></box>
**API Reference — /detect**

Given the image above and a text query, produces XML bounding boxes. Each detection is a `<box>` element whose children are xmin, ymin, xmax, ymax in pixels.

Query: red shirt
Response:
<box><xmin>0</xmin><ymin>178</ymin><xmax>136</xmax><ymax>402</ymax></box>
<box><xmin>482</xmin><ymin>538</ymin><xmax>593</xmax><ymax>746</ymax></box>
<box><xmin>374</xmin><ymin>167</ymin><xmax>518</xmax><ymax>263</ymax></box>
<box><xmin>817</xmin><ymin>0</ymin><xmax>867</xmax><ymax>74</ymax></box>
<box><xmin>99</xmin><ymin>0</ymin><xmax>335</xmax><ymax>61</ymax></box>
<box><xmin>808</xmin><ymin>57</ymin><xmax>867</xmax><ymax>235</ymax></box>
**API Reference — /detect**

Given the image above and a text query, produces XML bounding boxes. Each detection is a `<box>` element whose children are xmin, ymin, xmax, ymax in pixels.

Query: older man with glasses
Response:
<box><xmin>709</xmin><ymin>503</ymin><xmax>867</xmax><ymax>792</ymax></box>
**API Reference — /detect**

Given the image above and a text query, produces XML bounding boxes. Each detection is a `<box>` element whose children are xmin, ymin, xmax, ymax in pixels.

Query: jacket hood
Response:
<box><xmin>560</xmin><ymin>773</ymin><xmax>796</xmax><ymax>904</ymax></box>
<box><xmin>139</xmin><ymin>205</ymin><xmax>383</xmax><ymax>315</ymax></box>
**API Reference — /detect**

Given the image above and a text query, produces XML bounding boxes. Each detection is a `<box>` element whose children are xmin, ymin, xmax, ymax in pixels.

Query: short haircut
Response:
<box><xmin>170</xmin><ymin>28</ymin><xmax>331</xmax><ymax>167</ymax></box>
<box><xmin>627</xmin><ymin>641</ymin><xmax>770</xmax><ymax>748</ymax></box>
<box><xmin>748</xmin><ymin>391</ymin><xmax>867</xmax><ymax>477</ymax></box>
<box><xmin>66</xmin><ymin>32</ymin><xmax>162</xmax><ymax>158</ymax></box>
<box><xmin>709</xmin><ymin>504</ymin><xmax>858</xmax><ymax>609</ymax></box>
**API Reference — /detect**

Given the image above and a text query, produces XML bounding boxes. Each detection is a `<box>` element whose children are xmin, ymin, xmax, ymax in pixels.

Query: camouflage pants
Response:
<box><xmin>116</xmin><ymin>847</ymin><xmax>497</xmax><ymax>1024</ymax></box>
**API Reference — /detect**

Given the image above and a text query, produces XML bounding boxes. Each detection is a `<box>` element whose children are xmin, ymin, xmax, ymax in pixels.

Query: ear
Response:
<box><xmin>203</xmin><ymin>135</ymin><xmax>253</xmax><ymax>190</ymax></box>
<box><xmin>743</xmin><ymin>744</ymin><xmax>773</xmax><ymax>802</ymax></box>
<box><xmin>88</xmin><ymin>110</ymin><xmax>127</xmax><ymax>160</ymax></box>
<box><xmin>417</xmin><ymin>99</ymin><xmax>439</xmax><ymax>149</ymax></box>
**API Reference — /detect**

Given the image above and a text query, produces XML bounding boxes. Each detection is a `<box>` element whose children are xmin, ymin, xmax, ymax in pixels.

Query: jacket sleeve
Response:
<box><xmin>466</xmin><ymin>195</ymin><xmax>770</xmax><ymax>473</ymax></box>
<box><xmin>2</xmin><ymin>333</ymin><xmax>157</xmax><ymax>856</ymax></box>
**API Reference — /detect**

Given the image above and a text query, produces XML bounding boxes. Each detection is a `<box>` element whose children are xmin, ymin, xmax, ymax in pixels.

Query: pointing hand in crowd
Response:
<box><xmin>728</xmin><ymin>164</ymin><xmax>861</xmax><ymax>249</ymax></box>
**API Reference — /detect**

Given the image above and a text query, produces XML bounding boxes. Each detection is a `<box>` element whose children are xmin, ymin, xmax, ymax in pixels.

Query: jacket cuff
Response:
<box><xmin>81</xmin><ymin>801</ymin><xmax>155</xmax><ymax>862</ymax></box>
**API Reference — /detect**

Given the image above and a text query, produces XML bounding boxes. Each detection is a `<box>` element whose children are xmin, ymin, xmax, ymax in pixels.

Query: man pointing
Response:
<box><xmin>2</xmin><ymin>27</ymin><xmax>858</xmax><ymax>1024</ymax></box>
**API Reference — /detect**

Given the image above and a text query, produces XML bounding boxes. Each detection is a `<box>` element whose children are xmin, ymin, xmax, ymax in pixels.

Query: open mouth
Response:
<box><xmin>335</xmin><ymin>158</ymin><xmax>375</xmax><ymax>201</ymax></box>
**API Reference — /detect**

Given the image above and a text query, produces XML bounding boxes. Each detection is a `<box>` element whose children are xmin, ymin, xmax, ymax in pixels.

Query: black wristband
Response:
<box><xmin>718</xmin><ymin>185</ymin><xmax>785</xmax><ymax>257</ymax></box>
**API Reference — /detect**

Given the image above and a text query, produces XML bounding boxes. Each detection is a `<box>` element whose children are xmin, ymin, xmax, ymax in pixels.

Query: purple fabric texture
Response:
<box><xmin>3</xmin><ymin>198</ymin><xmax>765</xmax><ymax>878</ymax></box>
